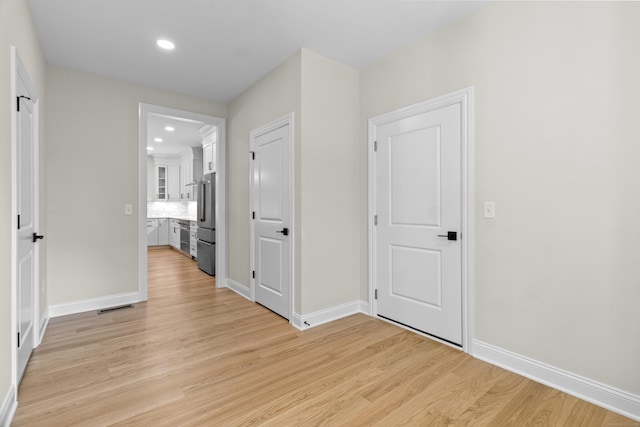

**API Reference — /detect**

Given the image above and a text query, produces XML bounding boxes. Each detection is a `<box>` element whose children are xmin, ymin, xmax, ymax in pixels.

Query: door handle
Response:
<box><xmin>276</xmin><ymin>228</ymin><xmax>289</xmax><ymax>236</ymax></box>
<box><xmin>437</xmin><ymin>231</ymin><xmax>457</xmax><ymax>241</ymax></box>
<box><xmin>32</xmin><ymin>232</ymin><xmax>44</xmax><ymax>242</ymax></box>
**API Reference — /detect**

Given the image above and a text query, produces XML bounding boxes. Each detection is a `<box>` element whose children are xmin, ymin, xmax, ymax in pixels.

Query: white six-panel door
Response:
<box><xmin>373</xmin><ymin>100</ymin><xmax>464</xmax><ymax>346</ymax></box>
<box><xmin>251</xmin><ymin>119</ymin><xmax>292</xmax><ymax>319</ymax></box>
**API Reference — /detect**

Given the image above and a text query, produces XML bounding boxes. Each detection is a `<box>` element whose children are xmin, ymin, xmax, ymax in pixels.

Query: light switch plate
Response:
<box><xmin>124</xmin><ymin>204</ymin><xmax>133</xmax><ymax>215</ymax></box>
<box><xmin>483</xmin><ymin>202</ymin><xmax>495</xmax><ymax>218</ymax></box>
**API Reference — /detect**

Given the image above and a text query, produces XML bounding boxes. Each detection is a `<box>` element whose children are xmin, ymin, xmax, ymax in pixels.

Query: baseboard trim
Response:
<box><xmin>292</xmin><ymin>300</ymin><xmax>364</xmax><ymax>331</ymax></box>
<box><xmin>48</xmin><ymin>292</ymin><xmax>141</xmax><ymax>318</ymax></box>
<box><xmin>359</xmin><ymin>300</ymin><xmax>370</xmax><ymax>316</ymax></box>
<box><xmin>38</xmin><ymin>313</ymin><xmax>50</xmax><ymax>346</ymax></box>
<box><xmin>0</xmin><ymin>386</ymin><xmax>17</xmax><ymax>427</ymax></box>
<box><xmin>226</xmin><ymin>279</ymin><xmax>251</xmax><ymax>300</ymax></box>
<box><xmin>473</xmin><ymin>339</ymin><xmax>640</xmax><ymax>422</ymax></box>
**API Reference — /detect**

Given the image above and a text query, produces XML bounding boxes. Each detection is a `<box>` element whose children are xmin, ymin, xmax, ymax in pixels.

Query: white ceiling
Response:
<box><xmin>147</xmin><ymin>113</ymin><xmax>205</xmax><ymax>156</ymax></box>
<box><xmin>26</xmin><ymin>0</ymin><xmax>489</xmax><ymax>104</ymax></box>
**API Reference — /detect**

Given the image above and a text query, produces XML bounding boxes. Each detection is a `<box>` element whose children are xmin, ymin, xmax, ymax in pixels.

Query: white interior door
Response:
<box><xmin>251</xmin><ymin>120</ymin><xmax>292</xmax><ymax>319</ymax></box>
<box><xmin>15</xmin><ymin>69</ymin><xmax>39</xmax><ymax>382</ymax></box>
<box><xmin>375</xmin><ymin>102</ymin><xmax>463</xmax><ymax>345</ymax></box>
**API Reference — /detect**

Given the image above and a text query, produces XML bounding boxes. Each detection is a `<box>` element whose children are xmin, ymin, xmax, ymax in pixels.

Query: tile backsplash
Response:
<box><xmin>147</xmin><ymin>201</ymin><xmax>197</xmax><ymax>218</ymax></box>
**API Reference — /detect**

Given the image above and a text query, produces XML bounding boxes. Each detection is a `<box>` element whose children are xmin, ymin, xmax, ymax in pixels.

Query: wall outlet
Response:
<box><xmin>124</xmin><ymin>204</ymin><xmax>133</xmax><ymax>215</ymax></box>
<box><xmin>483</xmin><ymin>202</ymin><xmax>495</xmax><ymax>219</ymax></box>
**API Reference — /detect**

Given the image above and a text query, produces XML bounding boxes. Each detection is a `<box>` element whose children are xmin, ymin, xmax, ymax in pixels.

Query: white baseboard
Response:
<box><xmin>292</xmin><ymin>300</ymin><xmax>364</xmax><ymax>330</ymax></box>
<box><xmin>38</xmin><ymin>313</ymin><xmax>50</xmax><ymax>346</ymax></box>
<box><xmin>48</xmin><ymin>292</ymin><xmax>141</xmax><ymax>318</ymax></box>
<box><xmin>0</xmin><ymin>386</ymin><xmax>17</xmax><ymax>427</ymax></box>
<box><xmin>359</xmin><ymin>300</ymin><xmax>370</xmax><ymax>315</ymax></box>
<box><xmin>226</xmin><ymin>279</ymin><xmax>251</xmax><ymax>300</ymax></box>
<box><xmin>473</xmin><ymin>340</ymin><xmax>640</xmax><ymax>422</ymax></box>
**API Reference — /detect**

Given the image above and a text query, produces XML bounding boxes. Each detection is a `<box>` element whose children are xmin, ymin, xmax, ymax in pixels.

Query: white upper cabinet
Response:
<box><xmin>179</xmin><ymin>146</ymin><xmax>203</xmax><ymax>201</ymax></box>
<box><xmin>154</xmin><ymin>160</ymin><xmax>180</xmax><ymax>201</ymax></box>
<box><xmin>200</xmin><ymin>125</ymin><xmax>217</xmax><ymax>175</ymax></box>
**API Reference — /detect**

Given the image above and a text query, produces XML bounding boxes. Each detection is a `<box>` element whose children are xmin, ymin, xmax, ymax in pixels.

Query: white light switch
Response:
<box><xmin>124</xmin><ymin>204</ymin><xmax>133</xmax><ymax>215</ymax></box>
<box><xmin>483</xmin><ymin>202</ymin><xmax>495</xmax><ymax>219</ymax></box>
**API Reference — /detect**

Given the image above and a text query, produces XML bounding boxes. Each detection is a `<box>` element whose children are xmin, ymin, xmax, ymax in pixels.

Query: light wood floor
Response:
<box><xmin>13</xmin><ymin>248</ymin><xmax>635</xmax><ymax>426</ymax></box>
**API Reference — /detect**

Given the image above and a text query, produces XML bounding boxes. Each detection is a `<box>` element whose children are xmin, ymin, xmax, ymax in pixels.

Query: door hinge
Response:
<box><xmin>252</xmin><ymin>270</ymin><xmax>255</xmax><ymax>279</ymax></box>
<box><xmin>252</xmin><ymin>211</ymin><xmax>255</xmax><ymax>219</ymax></box>
<box><xmin>16</xmin><ymin>95</ymin><xmax>31</xmax><ymax>112</ymax></box>
<box><xmin>374</xmin><ymin>140</ymin><xmax>377</xmax><ymax>152</ymax></box>
<box><xmin>17</xmin><ymin>331</ymin><xmax>20</xmax><ymax>347</ymax></box>
<box><xmin>17</xmin><ymin>214</ymin><xmax>20</xmax><ymax>229</ymax></box>
<box><xmin>250</xmin><ymin>151</ymin><xmax>255</xmax><ymax>160</ymax></box>
<box><xmin>375</xmin><ymin>289</ymin><xmax>378</xmax><ymax>300</ymax></box>
<box><xmin>374</xmin><ymin>215</ymin><xmax>378</xmax><ymax>226</ymax></box>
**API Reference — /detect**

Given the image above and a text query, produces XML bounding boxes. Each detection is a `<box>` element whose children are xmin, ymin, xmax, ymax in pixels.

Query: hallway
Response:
<box><xmin>12</xmin><ymin>249</ymin><xmax>633</xmax><ymax>425</ymax></box>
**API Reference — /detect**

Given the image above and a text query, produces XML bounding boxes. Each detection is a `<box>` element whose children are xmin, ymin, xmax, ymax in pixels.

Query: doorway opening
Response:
<box><xmin>138</xmin><ymin>104</ymin><xmax>226</xmax><ymax>301</ymax></box>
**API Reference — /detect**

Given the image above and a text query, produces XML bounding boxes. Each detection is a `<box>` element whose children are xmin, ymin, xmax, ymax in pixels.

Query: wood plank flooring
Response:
<box><xmin>13</xmin><ymin>248</ymin><xmax>635</xmax><ymax>426</ymax></box>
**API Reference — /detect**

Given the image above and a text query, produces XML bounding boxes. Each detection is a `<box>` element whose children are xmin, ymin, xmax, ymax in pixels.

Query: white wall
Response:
<box><xmin>45</xmin><ymin>65</ymin><xmax>225</xmax><ymax>306</ymax></box>
<box><xmin>0</xmin><ymin>0</ymin><xmax>46</xmax><ymax>416</ymax></box>
<box><xmin>360</xmin><ymin>2</ymin><xmax>640</xmax><ymax>395</ymax></box>
<box><xmin>299</xmin><ymin>50</ymin><xmax>360</xmax><ymax>313</ymax></box>
<box><xmin>226</xmin><ymin>51</ymin><xmax>302</xmax><ymax>307</ymax></box>
<box><xmin>226</xmin><ymin>49</ymin><xmax>361</xmax><ymax>316</ymax></box>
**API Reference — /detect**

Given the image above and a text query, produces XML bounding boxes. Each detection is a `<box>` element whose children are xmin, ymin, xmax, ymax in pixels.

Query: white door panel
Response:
<box><xmin>376</xmin><ymin>103</ymin><xmax>462</xmax><ymax>345</ymax></box>
<box><xmin>252</xmin><ymin>121</ymin><xmax>291</xmax><ymax>319</ymax></box>
<box><xmin>15</xmin><ymin>69</ymin><xmax>38</xmax><ymax>381</ymax></box>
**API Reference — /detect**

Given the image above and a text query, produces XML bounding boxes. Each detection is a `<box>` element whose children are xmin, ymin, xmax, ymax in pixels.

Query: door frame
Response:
<box><xmin>138</xmin><ymin>104</ymin><xmax>227</xmax><ymax>300</ymax></box>
<box><xmin>10</xmin><ymin>46</ymin><xmax>42</xmax><ymax>390</ymax></box>
<box><xmin>368</xmin><ymin>87</ymin><xmax>475</xmax><ymax>353</ymax></box>
<box><xmin>249</xmin><ymin>113</ymin><xmax>295</xmax><ymax>322</ymax></box>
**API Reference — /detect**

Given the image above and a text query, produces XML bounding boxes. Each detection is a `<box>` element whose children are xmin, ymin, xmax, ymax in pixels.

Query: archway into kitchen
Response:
<box><xmin>138</xmin><ymin>103</ymin><xmax>226</xmax><ymax>301</ymax></box>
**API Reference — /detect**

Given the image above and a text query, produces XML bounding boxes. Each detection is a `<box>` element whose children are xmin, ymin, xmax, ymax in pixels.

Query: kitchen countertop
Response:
<box><xmin>148</xmin><ymin>216</ymin><xmax>197</xmax><ymax>222</ymax></box>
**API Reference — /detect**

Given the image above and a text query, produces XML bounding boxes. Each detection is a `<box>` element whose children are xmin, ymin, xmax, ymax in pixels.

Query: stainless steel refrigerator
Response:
<box><xmin>197</xmin><ymin>172</ymin><xmax>215</xmax><ymax>275</ymax></box>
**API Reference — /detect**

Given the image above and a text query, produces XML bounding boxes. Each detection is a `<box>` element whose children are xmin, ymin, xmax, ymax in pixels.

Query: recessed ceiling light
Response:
<box><xmin>156</xmin><ymin>39</ymin><xmax>175</xmax><ymax>50</ymax></box>
<box><xmin>154</xmin><ymin>138</ymin><xmax>163</xmax><ymax>142</ymax></box>
<box><xmin>147</xmin><ymin>147</ymin><xmax>154</xmax><ymax>151</ymax></box>
<box><xmin>165</xmin><ymin>126</ymin><xmax>175</xmax><ymax>132</ymax></box>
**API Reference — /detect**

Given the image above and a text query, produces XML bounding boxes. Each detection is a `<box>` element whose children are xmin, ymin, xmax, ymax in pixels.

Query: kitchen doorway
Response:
<box><xmin>138</xmin><ymin>104</ymin><xmax>226</xmax><ymax>301</ymax></box>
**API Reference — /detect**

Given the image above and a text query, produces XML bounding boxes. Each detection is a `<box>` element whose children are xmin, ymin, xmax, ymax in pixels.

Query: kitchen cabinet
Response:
<box><xmin>190</xmin><ymin>221</ymin><xmax>198</xmax><ymax>258</ymax></box>
<box><xmin>158</xmin><ymin>218</ymin><xmax>169</xmax><ymax>245</ymax></box>
<box><xmin>169</xmin><ymin>219</ymin><xmax>180</xmax><ymax>249</ymax></box>
<box><xmin>179</xmin><ymin>147</ymin><xmax>203</xmax><ymax>201</ymax></box>
<box><xmin>155</xmin><ymin>161</ymin><xmax>180</xmax><ymax>201</ymax></box>
<box><xmin>201</xmin><ymin>126</ymin><xmax>217</xmax><ymax>174</ymax></box>
<box><xmin>148</xmin><ymin>218</ymin><xmax>169</xmax><ymax>246</ymax></box>
<box><xmin>147</xmin><ymin>219</ymin><xmax>159</xmax><ymax>246</ymax></box>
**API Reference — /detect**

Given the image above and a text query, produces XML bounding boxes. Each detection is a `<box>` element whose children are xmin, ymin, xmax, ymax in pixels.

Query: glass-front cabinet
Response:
<box><xmin>157</xmin><ymin>166</ymin><xmax>167</xmax><ymax>200</ymax></box>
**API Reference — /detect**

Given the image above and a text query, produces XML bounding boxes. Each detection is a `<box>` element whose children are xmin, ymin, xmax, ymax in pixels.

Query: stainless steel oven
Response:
<box><xmin>178</xmin><ymin>220</ymin><xmax>190</xmax><ymax>253</ymax></box>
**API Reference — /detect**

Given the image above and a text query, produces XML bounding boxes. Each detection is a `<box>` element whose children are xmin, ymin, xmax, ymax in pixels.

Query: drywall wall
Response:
<box><xmin>226</xmin><ymin>51</ymin><xmax>302</xmax><ymax>307</ymax></box>
<box><xmin>0</xmin><ymin>0</ymin><xmax>46</xmax><ymax>416</ymax></box>
<box><xmin>226</xmin><ymin>49</ymin><xmax>361</xmax><ymax>316</ymax></box>
<box><xmin>45</xmin><ymin>65</ymin><xmax>225</xmax><ymax>306</ymax></box>
<box><xmin>360</xmin><ymin>2</ymin><xmax>640</xmax><ymax>395</ymax></box>
<box><xmin>299</xmin><ymin>50</ymin><xmax>360</xmax><ymax>314</ymax></box>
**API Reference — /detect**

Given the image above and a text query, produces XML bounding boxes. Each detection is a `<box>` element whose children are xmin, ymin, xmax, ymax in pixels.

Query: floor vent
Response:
<box><xmin>97</xmin><ymin>304</ymin><xmax>134</xmax><ymax>314</ymax></box>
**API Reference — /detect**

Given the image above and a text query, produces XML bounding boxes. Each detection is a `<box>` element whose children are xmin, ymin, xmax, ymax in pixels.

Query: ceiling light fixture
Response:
<box><xmin>156</xmin><ymin>39</ymin><xmax>175</xmax><ymax>50</ymax></box>
<box><xmin>165</xmin><ymin>126</ymin><xmax>175</xmax><ymax>132</ymax></box>
<box><xmin>154</xmin><ymin>137</ymin><xmax>163</xmax><ymax>142</ymax></box>
<box><xmin>147</xmin><ymin>147</ymin><xmax>154</xmax><ymax>151</ymax></box>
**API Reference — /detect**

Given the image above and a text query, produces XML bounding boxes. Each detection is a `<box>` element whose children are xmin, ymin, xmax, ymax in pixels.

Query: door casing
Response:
<box><xmin>138</xmin><ymin>104</ymin><xmax>227</xmax><ymax>300</ymax></box>
<box><xmin>368</xmin><ymin>87</ymin><xmax>475</xmax><ymax>353</ymax></box>
<box><xmin>249</xmin><ymin>113</ymin><xmax>295</xmax><ymax>322</ymax></box>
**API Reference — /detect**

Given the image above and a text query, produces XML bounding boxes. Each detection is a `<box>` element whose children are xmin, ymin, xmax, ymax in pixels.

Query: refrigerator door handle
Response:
<box><xmin>199</xmin><ymin>181</ymin><xmax>206</xmax><ymax>222</ymax></box>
